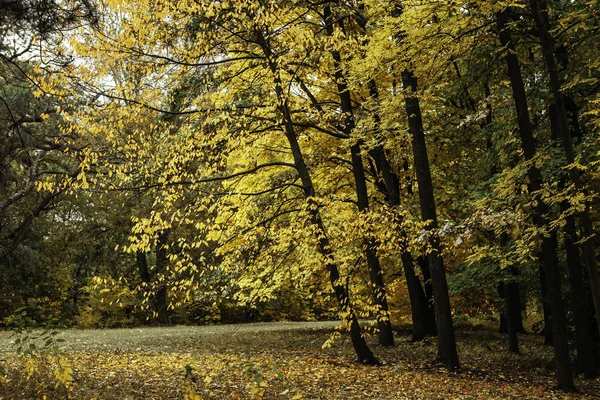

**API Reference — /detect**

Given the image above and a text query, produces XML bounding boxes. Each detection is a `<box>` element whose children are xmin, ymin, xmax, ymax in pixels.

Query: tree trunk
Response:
<box><xmin>544</xmin><ymin>232</ymin><xmax>575</xmax><ymax>389</ymax></box>
<box><xmin>324</xmin><ymin>4</ymin><xmax>394</xmax><ymax>347</ymax></box>
<box><xmin>550</xmin><ymin>94</ymin><xmax>598</xmax><ymax>378</ymax></box>
<box><xmin>401</xmin><ymin>69</ymin><xmax>459</xmax><ymax>370</ymax></box>
<box><xmin>154</xmin><ymin>231</ymin><xmax>170</xmax><ymax>325</ymax></box>
<box><xmin>512</xmin><ymin>282</ymin><xmax>526</xmax><ymax>334</ymax></box>
<box><xmin>504</xmin><ymin>274</ymin><xmax>520</xmax><ymax>353</ymax></box>
<box><xmin>563</xmin><ymin>204</ymin><xmax>598</xmax><ymax>378</ymax></box>
<box><xmin>401</xmin><ymin>251</ymin><xmax>427</xmax><ymax>341</ymax></box>
<box><xmin>496</xmin><ymin>9</ymin><xmax>574</xmax><ymax>390</ymax></box>
<box><xmin>136</xmin><ymin>251</ymin><xmax>151</xmax><ymax>284</ymax></box>
<box><xmin>136</xmin><ymin>250</ymin><xmax>168</xmax><ymax>324</ymax></box>
<box><xmin>540</xmin><ymin>264</ymin><xmax>554</xmax><ymax>345</ymax></box>
<box><xmin>499</xmin><ymin>281</ymin><xmax>526</xmax><ymax>335</ymax></box>
<box><xmin>487</xmin><ymin>94</ymin><xmax>525</xmax><ymax>342</ymax></box>
<box><xmin>355</xmin><ymin>1</ymin><xmax>435</xmax><ymax>342</ymax></box>
<box><xmin>528</xmin><ymin>0</ymin><xmax>600</xmax><ymax>339</ymax></box>
<box><xmin>417</xmin><ymin>256</ymin><xmax>438</xmax><ymax>335</ymax></box>
<box><xmin>257</xmin><ymin>29</ymin><xmax>378</xmax><ymax>365</ymax></box>
<box><xmin>368</xmin><ymin>82</ymin><xmax>434</xmax><ymax>341</ymax></box>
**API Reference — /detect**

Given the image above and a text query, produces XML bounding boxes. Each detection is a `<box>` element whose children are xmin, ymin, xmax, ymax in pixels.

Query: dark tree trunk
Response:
<box><xmin>496</xmin><ymin>9</ymin><xmax>574</xmax><ymax>390</ymax></box>
<box><xmin>549</xmin><ymin>92</ymin><xmax>598</xmax><ymax>378</ymax></box>
<box><xmin>154</xmin><ymin>231</ymin><xmax>170</xmax><ymax>325</ymax></box>
<box><xmin>563</xmin><ymin>204</ymin><xmax>598</xmax><ymax>378</ymax></box>
<box><xmin>544</xmin><ymin>232</ymin><xmax>575</xmax><ymax>389</ymax></box>
<box><xmin>550</xmin><ymin>98</ymin><xmax>597</xmax><ymax>377</ymax></box>
<box><xmin>528</xmin><ymin>0</ymin><xmax>600</xmax><ymax>340</ymax></box>
<box><xmin>487</xmin><ymin>90</ymin><xmax>524</xmax><ymax>344</ymax></box>
<box><xmin>366</xmin><ymin>241</ymin><xmax>395</xmax><ymax>347</ymax></box>
<box><xmin>355</xmin><ymin>1</ymin><xmax>434</xmax><ymax>342</ymax></box>
<box><xmin>136</xmin><ymin>251</ymin><xmax>151</xmax><ymax>284</ymax></box>
<box><xmin>324</xmin><ymin>4</ymin><xmax>394</xmax><ymax>347</ymax></box>
<box><xmin>136</xmin><ymin>249</ymin><xmax>168</xmax><ymax>324</ymax></box>
<box><xmin>564</xmin><ymin>96</ymin><xmax>583</xmax><ymax>142</ymax></box>
<box><xmin>370</xmin><ymin>144</ymin><xmax>434</xmax><ymax>341</ymax></box>
<box><xmin>401</xmin><ymin>69</ymin><xmax>459</xmax><ymax>370</ymax></box>
<box><xmin>504</xmin><ymin>272</ymin><xmax>520</xmax><ymax>353</ymax></box>
<box><xmin>367</xmin><ymin>80</ymin><xmax>433</xmax><ymax>342</ymax></box>
<box><xmin>401</xmin><ymin>251</ymin><xmax>427</xmax><ymax>341</ymax></box>
<box><xmin>513</xmin><ymin>283</ymin><xmax>526</xmax><ymax>334</ymax></box>
<box><xmin>499</xmin><ymin>281</ymin><xmax>526</xmax><ymax>335</ymax></box>
<box><xmin>417</xmin><ymin>256</ymin><xmax>438</xmax><ymax>335</ymax></box>
<box><xmin>540</xmin><ymin>265</ymin><xmax>554</xmax><ymax>345</ymax></box>
<box><xmin>499</xmin><ymin>313</ymin><xmax>507</xmax><ymax>335</ymax></box>
<box><xmin>371</xmin><ymin>142</ymin><xmax>434</xmax><ymax>341</ymax></box>
<box><xmin>257</xmin><ymin>29</ymin><xmax>378</xmax><ymax>365</ymax></box>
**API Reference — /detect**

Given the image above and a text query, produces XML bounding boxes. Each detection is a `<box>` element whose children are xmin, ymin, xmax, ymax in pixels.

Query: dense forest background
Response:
<box><xmin>1</xmin><ymin>0</ymin><xmax>600</xmax><ymax>392</ymax></box>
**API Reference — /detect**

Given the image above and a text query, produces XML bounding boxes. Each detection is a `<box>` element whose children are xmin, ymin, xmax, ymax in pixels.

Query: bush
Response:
<box><xmin>75</xmin><ymin>276</ymin><xmax>140</xmax><ymax>328</ymax></box>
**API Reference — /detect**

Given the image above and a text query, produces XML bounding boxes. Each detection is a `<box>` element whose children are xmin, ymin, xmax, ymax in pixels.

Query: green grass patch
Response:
<box><xmin>0</xmin><ymin>322</ymin><xmax>598</xmax><ymax>399</ymax></box>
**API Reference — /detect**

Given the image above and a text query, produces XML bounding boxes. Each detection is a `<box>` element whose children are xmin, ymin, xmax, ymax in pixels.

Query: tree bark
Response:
<box><xmin>563</xmin><ymin>204</ymin><xmax>598</xmax><ymax>378</ymax></box>
<box><xmin>353</xmin><ymin>0</ymin><xmax>435</xmax><ymax>342</ymax></box>
<box><xmin>401</xmin><ymin>69</ymin><xmax>459</xmax><ymax>370</ymax></box>
<box><xmin>504</xmin><ymin>272</ymin><xmax>520</xmax><ymax>353</ymax></box>
<box><xmin>496</xmin><ymin>10</ymin><xmax>574</xmax><ymax>390</ymax></box>
<box><xmin>540</xmin><ymin>265</ymin><xmax>554</xmax><ymax>345</ymax></box>
<box><xmin>401</xmin><ymin>251</ymin><xmax>427</xmax><ymax>341</ymax></box>
<box><xmin>499</xmin><ymin>273</ymin><xmax>526</xmax><ymax>336</ymax></box>
<box><xmin>136</xmin><ymin>251</ymin><xmax>151</xmax><ymax>284</ymax></box>
<box><xmin>544</xmin><ymin>231</ymin><xmax>575</xmax><ymax>389</ymax></box>
<box><xmin>417</xmin><ymin>256</ymin><xmax>438</xmax><ymax>335</ymax></box>
<box><xmin>550</xmin><ymin>97</ymin><xmax>597</xmax><ymax>377</ymax></box>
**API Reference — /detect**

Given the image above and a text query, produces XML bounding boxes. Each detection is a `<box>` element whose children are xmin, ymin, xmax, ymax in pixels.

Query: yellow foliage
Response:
<box><xmin>53</xmin><ymin>358</ymin><xmax>74</xmax><ymax>389</ymax></box>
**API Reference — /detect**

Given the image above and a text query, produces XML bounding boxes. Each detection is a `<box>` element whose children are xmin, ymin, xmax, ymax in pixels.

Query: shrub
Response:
<box><xmin>75</xmin><ymin>276</ymin><xmax>139</xmax><ymax>328</ymax></box>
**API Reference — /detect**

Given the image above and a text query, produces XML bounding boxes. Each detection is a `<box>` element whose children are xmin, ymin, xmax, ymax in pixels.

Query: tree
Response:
<box><xmin>50</xmin><ymin>0</ymin><xmax>381</xmax><ymax>364</ymax></box>
<box><xmin>401</xmin><ymin>69</ymin><xmax>459</xmax><ymax>370</ymax></box>
<box><xmin>321</xmin><ymin>2</ymin><xmax>394</xmax><ymax>347</ymax></box>
<box><xmin>527</xmin><ymin>0</ymin><xmax>600</xmax><ymax>340</ymax></box>
<box><xmin>495</xmin><ymin>7</ymin><xmax>573</xmax><ymax>390</ymax></box>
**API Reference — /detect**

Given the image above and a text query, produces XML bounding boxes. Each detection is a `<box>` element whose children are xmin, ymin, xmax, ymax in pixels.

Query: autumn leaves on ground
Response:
<box><xmin>0</xmin><ymin>322</ymin><xmax>598</xmax><ymax>400</ymax></box>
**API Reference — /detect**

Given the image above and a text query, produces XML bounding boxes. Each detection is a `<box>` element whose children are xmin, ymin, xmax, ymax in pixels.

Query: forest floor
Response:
<box><xmin>0</xmin><ymin>321</ymin><xmax>599</xmax><ymax>399</ymax></box>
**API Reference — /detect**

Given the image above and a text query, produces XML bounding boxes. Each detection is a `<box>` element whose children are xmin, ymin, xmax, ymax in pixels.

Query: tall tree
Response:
<box><xmin>255</xmin><ymin>26</ymin><xmax>378</xmax><ymax>364</ymax></box>
<box><xmin>527</xmin><ymin>0</ymin><xmax>600</xmax><ymax>338</ymax></box>
<box><xmin>495</xmin><ymin>9</ymin><xmax>574</xmax><ymax>390</ymax></box>
<box><xmin>354</xmin><ymin>0</ymin><xmax>436</xmax><ymax>342</ymax></box>
<box><xmin>401</xmin><ymin>69</ymin><xmax>459</xmax><ymax>370</ymax></box>
<box><xmin>322</xmin><ymin>3</ymin><xmax>394</xmax><ymax>347</ymax></box>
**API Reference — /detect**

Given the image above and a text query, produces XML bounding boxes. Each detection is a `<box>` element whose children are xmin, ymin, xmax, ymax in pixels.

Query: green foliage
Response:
<box><xmin>10</xmin><ymin>324</ymin><xmax>65</xmax><ymax>360</ymax></box>
<box><xmin>4</xmin><ymin>309</ymin><xmax>73</xmax><ymax>394</ymax></box>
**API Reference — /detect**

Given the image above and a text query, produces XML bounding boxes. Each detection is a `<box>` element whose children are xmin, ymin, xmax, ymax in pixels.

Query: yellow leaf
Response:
<box><xmin>186</xmin><ymin>388</ymin><xmax>202</xmax><ymax>400</ymax></box>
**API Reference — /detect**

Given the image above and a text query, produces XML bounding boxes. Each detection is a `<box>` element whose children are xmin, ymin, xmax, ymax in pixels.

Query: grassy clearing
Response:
<box><xmin>0</xmin><ymin>322</ymin><xmax>599</xmax><ymax>399</ymax></box>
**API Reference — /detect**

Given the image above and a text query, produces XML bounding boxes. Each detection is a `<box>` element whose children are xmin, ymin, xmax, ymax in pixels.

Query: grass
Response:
<box><xmin>0</xmin><ymin>321</ymin><xmax>599</xmax><ymax>399</ymax></box>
